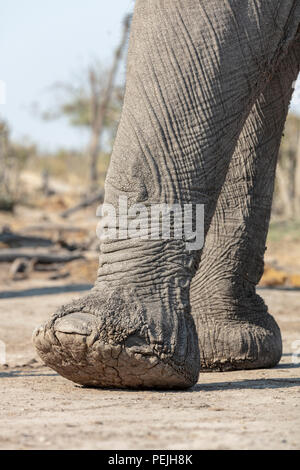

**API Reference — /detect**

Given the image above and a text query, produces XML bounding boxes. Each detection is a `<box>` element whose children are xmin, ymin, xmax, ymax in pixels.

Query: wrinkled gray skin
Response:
<box><xmin>33</xmin><ymin>0</ymin><xmax>300</xmax><ymax>389</ymax></box>
<box><xmin>193</xmin><ymin>43</ymin><xmax>300</xmax><ymax>371</ymax></box>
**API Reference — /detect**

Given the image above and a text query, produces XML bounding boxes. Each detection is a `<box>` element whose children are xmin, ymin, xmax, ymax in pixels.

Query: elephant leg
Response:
<box><xmin>191</xmin><ymin>44</ymin><xmax>300</xmax><ymax>371</ymax></box>
<box><xmin>33</xmin><ymin>0</ymin><xmax>300</xmax><ymax>389</ymax></box>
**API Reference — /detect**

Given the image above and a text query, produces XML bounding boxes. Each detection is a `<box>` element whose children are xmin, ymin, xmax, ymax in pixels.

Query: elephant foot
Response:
<box><xmin>195</xmin><ymin>309</ymin><xmax>282</xmax><ymax>372</ymax></box>
<box><xmin>33</xmin><ymin>287</ymin><xmax>200</xmax><ymax>389</ymax></box>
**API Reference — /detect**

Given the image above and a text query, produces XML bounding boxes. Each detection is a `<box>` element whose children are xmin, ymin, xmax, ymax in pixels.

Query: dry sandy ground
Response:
<box><xmin>0</xmin><ymin>280</ymin><xmax>299</xmax><ymax>450</ymax></box>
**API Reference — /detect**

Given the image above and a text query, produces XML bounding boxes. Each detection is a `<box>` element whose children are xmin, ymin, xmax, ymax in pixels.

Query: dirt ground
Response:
<box><xmin>0</xmin><ymin>278</ymin><xmax>299</xmax><ymax>450</ymax></box>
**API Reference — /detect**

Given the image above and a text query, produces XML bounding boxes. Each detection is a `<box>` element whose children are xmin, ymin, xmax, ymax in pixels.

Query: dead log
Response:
<box><xmin>0</xmin><ymin>248</ymin><xmax>84</xmax><ymax>264</ymax></box>
<box><xmin>9</xmin><ymin>257</ymin><xmax>37</xmax><ymax>280</ymax></box>
<box><xmin>0</xmin><ymin>227</ymin><xmax>85</xmax><ymax>251</ymax></box>
<box><xmin>34</xmin><ymin>263</ymin><xmax>62</xmax><ymax>272</ymax></box>
<box><xmin>60</xmin><ymin>190</ymin><xmax>104</xmax><ymax>218</ymax></box>
<box><xmin>49</xmin><ymin>271</ymin><xmax>70</xmax><ymax>281</ymax></box>
<box><xmin>22</xmin><ymin>225</ymin><xmax>88</xmax><ymax>233</ymax></box>
<box><xmin>0</xmin><ymin>230</ymin><xmax>53</xmax><ymax>248</ymax></box>
<box><xmin>88</xmin><ymin>15</ymin><xmax>131</xmax><ymax>189</ymax></box>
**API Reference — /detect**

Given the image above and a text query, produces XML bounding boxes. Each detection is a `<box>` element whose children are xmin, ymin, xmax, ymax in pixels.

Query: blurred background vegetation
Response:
<box><xmin>0</xmin><ymin>13</ymin><xmax>131</xmax><ymax>212</ymax></box>
<box><xmin>0</xmin><ymin>5</ymin><xmax>300</xmax><ymax>290</ymax></box>
<box><xmin>1</xmin><ymin>85</ymin><xmax>299</xmax><ymax>222</ymax></box>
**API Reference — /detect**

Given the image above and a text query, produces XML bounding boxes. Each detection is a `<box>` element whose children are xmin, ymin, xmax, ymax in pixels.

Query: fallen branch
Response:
<box><xmin>9</xmin><ymin>257</ymin><xmax>37</xmax><ymax>280</ymax></box>
<box><xmin>0</xmin><ymin>231</ymin><xmax>53</xmax><ymax>248</ymax></box>
<box><xmin>0</xmin><ymin>248</ymin><xmax>84</xmax><ymax>264</ymax></box>
<box><xmin>22</xmin><ymin>225</ymin><xmax>88</xmax><ymax>233</ymax></box>
<box><xmin>60</xmin><ymin>190</ymin><xmax>104</xmax><ymax>218</ymax></box>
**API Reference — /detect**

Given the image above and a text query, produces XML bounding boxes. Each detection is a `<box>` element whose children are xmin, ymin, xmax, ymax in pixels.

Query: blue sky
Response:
<box><xmin>1</xmin><ymin>0</ymin><xmax>300</xmax><ymax>152</ymax></box>
<box><xmin>1</xmin><ymin>0</ymin><xmax>135</xmax><ymax>151</ymax></box>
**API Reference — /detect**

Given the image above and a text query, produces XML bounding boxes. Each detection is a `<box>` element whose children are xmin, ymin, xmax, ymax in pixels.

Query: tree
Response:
<box><xmin>42</xmin><ymin>14</ymin><xmax>131</xmax><ymax>192</ymax></box>
<box><xmin>274</xmin><ymin>113</ymin><xmax>300</xmax><ymax>219</ymax></box>
<box><xmin>87</xmin><ymin>14</ymin><xmax>131</xmax><ymax>190</ymax></box>
<box><xmin>0</xmin><ymin>119</ymin><xmax>34</xmax><ymax>209</ymax></box>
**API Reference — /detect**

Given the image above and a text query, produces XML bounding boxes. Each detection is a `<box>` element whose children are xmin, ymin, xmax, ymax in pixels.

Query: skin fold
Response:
<box><xmin>33</xmin><ymin>0</ymin><xmax>300</xmax><ymax>389</ymax></box>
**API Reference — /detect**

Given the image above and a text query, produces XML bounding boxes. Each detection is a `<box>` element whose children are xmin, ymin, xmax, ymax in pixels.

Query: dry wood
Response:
<box><xmin>88</xmin><ymin>15</ymin><xmax>131</xmax><ymax>188</ymax></box>
<box><xmin>22</xmin><ymin>225</ymin><xmax>88</xmax><ymax>233</ymax></box>
<box><xmin>0</xmin><ymin>230</ymin><xmax>53</xmax><ymax>248</ymax></box>
<box><xmin>60</xmin><ymin>190</ymin><xmax>104</xmax><ymax>218</ymax></box>
<box><xmin>0</xmin><ymin>248</ymin><xmax>84</xmax><ymax>264</ymax></box>
<box><xmin>9</xmin><ymin>257</ymin><xmax>37</xmax><ymax>280</ymax></box>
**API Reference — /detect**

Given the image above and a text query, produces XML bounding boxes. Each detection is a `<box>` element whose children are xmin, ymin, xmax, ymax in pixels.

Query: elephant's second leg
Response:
<box><xmin>191</xmin><ymin>48</ymin><xmax>300</xmax><ymax>371</ymax></box>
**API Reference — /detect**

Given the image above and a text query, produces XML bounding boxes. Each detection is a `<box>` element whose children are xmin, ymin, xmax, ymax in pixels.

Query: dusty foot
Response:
<box><xmin>195</xmin><ymin>309</ymin><xmax>282</xmax><ymax>371</ymax></box>
<box><xmin>33</xmin><ymin>287</ymin><xmax>200</xmax><ymax>389</ymax></box>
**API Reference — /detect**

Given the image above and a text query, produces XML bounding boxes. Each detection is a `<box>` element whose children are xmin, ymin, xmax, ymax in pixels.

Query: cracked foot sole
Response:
<box><xmin>33</xmin><ymin>312</ymin><xmax>196</xmax><ymax>389</ymax></box>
